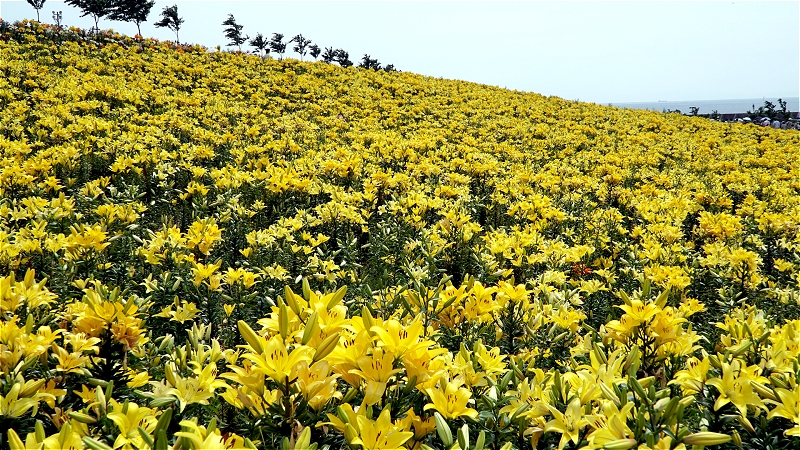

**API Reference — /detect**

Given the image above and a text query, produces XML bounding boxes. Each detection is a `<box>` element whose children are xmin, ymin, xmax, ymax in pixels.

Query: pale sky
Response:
<box><xmin>2</xmin><ymin>1</ymin><xmax>798</xmax><ymax>103</ymax></box>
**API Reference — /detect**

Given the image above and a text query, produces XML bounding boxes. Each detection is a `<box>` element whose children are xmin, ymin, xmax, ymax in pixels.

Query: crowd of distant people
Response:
<box><xmin>722</xmin><ymin>117</ymin><xmax>800</xmax><ymax>130</ymax></box>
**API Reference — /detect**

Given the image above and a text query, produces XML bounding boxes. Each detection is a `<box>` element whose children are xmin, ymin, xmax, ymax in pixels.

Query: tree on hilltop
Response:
<box><xmin>154</xmin><ymin>4</ymin><xmax>183</xmax><ymax>43</ymax></box>
<box><xmin>249</xmin><ymin>33</ymin><xmax>270</xmax><ymax>57</ymax></box>
<box><xmin>108</xmin><ymin>0</ymin><xmax>155</xmax><ymax>36</ymax></box>
<box><xmin>321</xmin><ymin>46</ymin><xmax>336</xmax><ymax>63</ymax></box>
<box><xmin>309</xmin><ymin>44</ymin><xmax>321</xmax><ymax>60</ymax></box>
<box><xmin>333</xmin><ymin>49</ymin><xmax>352</xmax><ymax>67</ymax></box>
<box><xmin>359</xmin><ymin>54</ymin><xmax>381</xmax><ymax>70</ymax></box>
<box><xmin>26</xmin><ymin>0</ymin><xmax>46</xmax><ymax>22</ymax></box>
<box><xmin>290</xmin><ymin>34</ymin><xmax>311</xmax><ymax>61</ymax></box>
<box><xmin>65</xmin><ymin>0</ymin><xmax>114</xmax><ymax>32</ymax></box>
<box><xmin>222</xmin><ymin>14</ymin><xmax>248</xmax><ymax>51</ymax></box>
<box><xmin>269</xmin><ymin>33</ymin><xmax>287</xmax><ymax>60</ymax></box>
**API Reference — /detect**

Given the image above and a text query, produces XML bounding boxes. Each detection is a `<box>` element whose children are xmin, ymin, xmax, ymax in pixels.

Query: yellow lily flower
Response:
<box><xmin>670</xmin><ymin>356</ymin><xmax>710</xmax><ymax>395</ymax></box>
<box><xmin>166</xmin><ymin>361</ymin><xmax>229</xmax><ymax>412</ymax></box>
<box><xmin>107</xmin><ymin>399</ymin><xmax>158</xmax><ymax>449</ymax></box>
<box><xmin>328</xmin><ymin>329</ymin><xmax>373</xmax><ymax>387</ymax></box>
<box><xmin>0</xmin><ymin>382</ymin><xmax>41</xmax><ymax>419</ymax></box>
<box><xmin>21</xmin><ymin>422</ymin><xmax>83</xmax><ymax>450</ymax></box>
<box><xmin>191</xmin><ymin>260</ymin><xmax>221</xmax><ymax>287</ymax></box>
<box><xmin>402</xmin><ymin>346</ymin><xmax>448</xmax><ymax>389</ymax></box>
<box><xmin>616</xmin><ymin>299</ymin><xmax>659</xmax><ymax>326</ymax></box>
<box><xmin>474</xmin><ymin>340</ymin><xmax>508</xmax><ymax>381</ymax></box>
<box><xmin>322</xmin><ymin>403</ymin><xmax>367</xmax><ymax>435</ymax></box>
<box><xmin>636</xmin><ymin>435</ymin><xmax>685</xmax><ymax>449</ymax></box>
<box><xmin>350</xmin><ymin>348</ymin><xmax>402</xmax><ymax>405</ymax></box>
<box><xmin>351</xmin><ymin>408</ymin><xmax>414</xmax><ymax>450</ymax></box>
<box><xmin>499</xmin><ymin>372</ymin><xmax>552</xmax><ymax>420</ymax></box>
<box><xmin>241</xmin><ymin>334</ymin><xmax>313</xmax><ymax>385</ymax></box>
<box><xmin>585</xmin><ymin>402</ymin><xmax>635</xmax><ymax>448</ymax></box>
<box><xmin>175</xmin><ymin>419</ymin><xmax>248</xmax><ymax>449</ymax></box>
<box><xmin>563</xmin><ymin>370</ymin><xmax>602</xmax><ymax>405</ymax></box>
<box><xmin>544</xmin><ymin>397</ymin><xmax>589</xmax><ymax>450</ymax></box>
<box><xmin>295</xmin><ymin>360</ymin><xmax>342</xmax><ymax>410</ymax></box>
<box><xmin>706</xmin><ymin>359</ymin><xmax>766</xmax><ymax>417</ymax></box>
<box><xmin>221</xmin><ymin>359</ymin><xmax>266</xmax><ymax>396</ymax></box>
<box><xmin>423</xmin><ymin>375</ymin><xmax>479</xmax><ymax>420</ymax></box>
<box><xmin>371</xmin><ymin>318</ymin><xmax>435</xmax><ymax>356</ymax></box>
<box><xmin>396</xmin><ymin>406</ymin><xmax>436</xmax><ymax>442</ymax></box>
<box><xmin>767</xmin><ymin>383</ymin><xmax>800</xmax><ymax>436</ymax></box>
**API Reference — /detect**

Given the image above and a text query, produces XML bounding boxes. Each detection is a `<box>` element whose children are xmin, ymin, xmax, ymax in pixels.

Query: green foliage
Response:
<box><xmin>249</xmin><ymin>32</ymin><xmax>269</xmax><ymax>57</ymax></box>
<box><xmin>26</xmin><ymin>0</ymin><xmax>47</xmax><ymax>22</ymax></box>
<box><xmin>360</xmin><ymin>54</ymin><xmax>381</xmax><ymax>70</ymax></box>
<box><xmin>108</xmin><ymin>0</ymin><xmax>155</xmax><ymax>36</ymax></box>
<box><xmin>290</xmin><ymin>33</ymin><xmax>312</xmax><ymax>61</ymax></box>
<box><xmin>334</xmin><ymin>48</ymin><xmax>352</xmax><ymax>67</ymax></box>
<box><xmin>269</xmin><ymin>32</ymin><xmax>286</xmax><ymax>59</ymax></box>
<box><xmin>64</xmin><ymin>0</ymin><xmax>114</xmax><ymax>31</ymax></box>
<box><xmin>222</xmin><ymin>13</ymin><xmax>248</xmax><ymax>51</ymax></box>
<box><xmin>309</xmin><ymin>43</ymin><xmax>321</xmax><ymax>60</ymax></box>
<box><xmin>153</xmin><ymin>4</ymin><xmax>183</xmax><ymax>43</ymax></box>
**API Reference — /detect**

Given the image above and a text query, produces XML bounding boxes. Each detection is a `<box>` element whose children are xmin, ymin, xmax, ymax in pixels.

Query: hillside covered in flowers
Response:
<box><xmin>2</xmin><ymin>21</ymin><xmax>800</xmax><ymax>450</ymax></box>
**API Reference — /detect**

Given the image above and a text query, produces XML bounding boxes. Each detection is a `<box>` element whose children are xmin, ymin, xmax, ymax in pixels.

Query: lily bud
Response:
<box><xmin>750</xmin><ymin>381</ymin><xmax>778</xmax><ymax>402</ymax></box>
<box><xmin>238</xmin><ymin>320</ymin><xmax>264</xmax><ymax>353</ymax></box>
<box><xmin>682</xmin><ymin>432</ymin><xmax>732</xmax><ymax>446</ymax></box>
<box><xmin>433</xmin><ymin>412</ymin><xmax>453</xmax><ymax>447</ymax></box>
<box><xmin>312</xmin><ymin>332</ymin><xmax>340</xmax><ymax>363</ymax></box>
<box><xmin>301</xmin><ymin>310</ymin><xmax>319</xmax><ymax>345</ymax></box>
<box><xmin>603</xmin><ymin>439</ymin><xmax>638</xmax><ymax>449</ymax></box>
<box><xmin>68</xmin><ymin>411</ymin><xmax>97</xmax><ymax>424</ymax></box>
<box><xmin>278</xmin><ymin>299</ymin><xmax>290</xmax><ymax>340</ymax></box>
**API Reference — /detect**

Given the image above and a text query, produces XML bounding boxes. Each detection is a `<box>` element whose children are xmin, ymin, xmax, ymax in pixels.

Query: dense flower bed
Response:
<box><xmin>1</xmin><ymin>20</ymin><xmax>800</xmax><ymax>450</ymax></box>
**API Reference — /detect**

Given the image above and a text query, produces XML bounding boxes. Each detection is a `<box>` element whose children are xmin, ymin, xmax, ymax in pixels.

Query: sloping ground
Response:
<box><xmin>1</xmin><ymin>20</ymin><xmax>800</xmax><ymax>449</ymax></box>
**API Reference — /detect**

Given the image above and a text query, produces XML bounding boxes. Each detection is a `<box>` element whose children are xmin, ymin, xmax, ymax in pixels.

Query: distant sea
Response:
<box><xmin>609</xmin><ymin>97</ymin><xmax>799</xmax><ymax>115</ymax></box>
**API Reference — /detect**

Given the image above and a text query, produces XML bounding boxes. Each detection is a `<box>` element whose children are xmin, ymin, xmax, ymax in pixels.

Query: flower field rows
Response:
<box><xmin>1</xmin><ymin>21</ymin><xmax>800</xmax><ymax>449</ymax></box>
